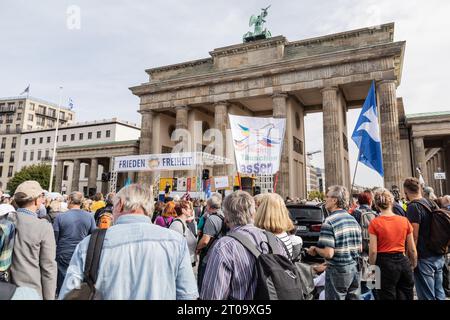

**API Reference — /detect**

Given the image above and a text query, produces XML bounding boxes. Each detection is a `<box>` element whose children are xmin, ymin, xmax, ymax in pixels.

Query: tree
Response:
<box><xmin>7</xmin><ymin>164</ymin><xmax>51</xmax><ymax>194</ymax></box>
<box><xmin>307</xmin><ymin>190</ymin><xmax>325</xmax><ymax>201</ymax></box>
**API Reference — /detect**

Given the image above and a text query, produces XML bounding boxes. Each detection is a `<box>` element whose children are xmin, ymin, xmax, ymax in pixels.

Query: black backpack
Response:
<box><xmin>228</xmin><ymin>231</ymin><xmax>305</xmax><ymax>300</ymax></box>
<box><xmin>64</xmin><ymin>229</ymin><xmax>107</xmax><ymax>300</ymax></box>
<box><xmin>0</xmin><ymin>282</ymin><xmax>16</xmax><ymax>300</ymax></box>
<box><xmin>410</xmin><ymin>199</ymin><xmax>450</xmax><ymax>255</ymax></box>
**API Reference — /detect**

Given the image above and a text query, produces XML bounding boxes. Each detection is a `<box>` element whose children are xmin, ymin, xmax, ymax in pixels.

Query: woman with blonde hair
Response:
<box><xmin>155</xmin><ymin>201</ymin><xmax>177</xmax><ymax>228</ymax></box>
<box><xmin>254</xmin><ymin>193</ymin><xmax>296</xmax><ymax>258</ymax></box>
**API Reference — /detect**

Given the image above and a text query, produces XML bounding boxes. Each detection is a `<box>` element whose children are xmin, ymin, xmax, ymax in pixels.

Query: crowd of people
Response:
<box><xmin>0</xmin><ymin>176</ymin><xmax>449</xmax><ymax>300</ymax></box>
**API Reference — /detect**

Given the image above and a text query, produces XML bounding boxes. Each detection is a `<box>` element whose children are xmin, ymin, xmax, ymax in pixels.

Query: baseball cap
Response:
<box><xmin>0</xmin><ymin>204</ymin><xmax>15</xmax><ymax>217</ymax></box>
<box><xmin>14</xmin><ymin>181</ymin><xmax>45</xmax><ymax>199</ymax></box>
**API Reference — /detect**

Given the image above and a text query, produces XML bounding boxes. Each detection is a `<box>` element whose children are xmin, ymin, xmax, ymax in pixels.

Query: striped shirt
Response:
<box><xmin>317</xmin><ymin>210</ymin><xmax>362</xmax><ymax>266</ymax></box>
<box><xmin>0</xmin><ymin>215</ymin><xmax>15</xmax><ymax>272</ymax></box>
<box><xmin>200</xmin><ymin>224</ymin><xmax>287</xmax><ymax>300</ymax></box>
<box><xmin>276</xmin><ymin>232</ymin><xmax>293</xmax><ymax>258</ymax></box>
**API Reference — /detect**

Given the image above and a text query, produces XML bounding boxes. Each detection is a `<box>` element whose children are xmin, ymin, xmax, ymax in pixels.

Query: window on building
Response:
<box><xmin>79</xmin><ymin>133</ymin><xmax>83</xmax><ymax>140</ymax></box>
<box><xmin>32</xmin><ymin>138</ymin><xmax>36</xmax><ymax>144</ymax></box>
<box><xmin>106</xmin><ymin>130</ymin><xmax>111</xmax><ymax>138</ymax></box>
<box><xmin>47</xmin><ymin>119</ymin><xmax>55</xmax><ymax>128</ymax></box>
<box><xmin>49</xmin><ymin>108</ymin><xmax>56</xmax><ymax>118</ymax></box>
<box><xmin>8</xmin><ymin>166</ymin><xmax>13</xmax><ymax>177</ymax></box>
<box><xmin>0</xmin><ymin>152</ymin><xmax>4</xmax><ymax>163</ymax></box>
<box><xmin>6</xmin><ymin>125</ymin><xmax>10</xmax><ymax>134</ymax></box>
<box><xmin>23</xmin><ymin>151</ymin><xmax>27</xmax><ymax>162</ymax></box>
<box><xmin>28</xmin><ymin>114</ymin><xmax>34</xmax><ymax>121</ymax></box>
<box><xmin>30</xmin><ymin>151</ymin><xmax>34</xmax><ymax>161</ymax></box>
<box><xmin>30</xmin><ymin>103</ymin><xmax>35</xmax><ymax>111</ymax></box>
<box><xmin>36</xmin><ymin>116</ymin><xmax>45</xmax><ymax>126</ymax></box>
<box><xmin>84</xmin><ymin>164</ymin><xmax>89</xmax><ymax>178</ymax></box>
<box><xmin>25</xmin><ymin>138</ymin><xmax>28</xmax><ymax>145</ymax></box>
<box><xmin>6</xmin><ymin>114</ymin><xmax>13</xmax><ymax>124</ymax></box>
<box><xmin>0</xmin><ymin>166</ymin><xmax>2</xmax><ymax>177</ymax></box>
<box><xmin>17</xmin><ymin>113</ymin><xmax>22</xmax><ymax>121</ymax></box>
<box><xmin>16</xmin><ymin>124</ymin><xmax>20</xmax><ymax>133</ymax></box>
<box><xmin>9</xmin><ymin>151</ymin><xmax>15</xmax><ymax>162</ymax></box>
<box><xmin>0</xmin><ymin>115</ymin><xmax>3</xmax><ymax>124</ymax></box>
<box><xmin>88</xmin><ymin>132</ymin><xmax>92</xmax><ymax>139</ymax></box>
<box><xmin>68</xmin><ymin>114</ymin><xmax>73</xmax><ymax>121</ymax></box>
<box><xmin>63</xmin><ymin>135</ymin><xmax>67</xmax><ymax>142</ymax></box>
<box><xmin>27</xmin><ymin>125</ymin><xmax>32</xmax><ymax>130</ymax></box>
<box><xmin>60</xmin><ymin>111</ymin><xmax>65</xmax><ymax>120</ymax></box>
<box><xmin>162</xmin><ymin>146</ymin><xmax>172</xmax><ymax>154</ymax></box>
<box><xmin>1</xmin><ymin>137</ymin><xmax>6</xmax><ymax>149</ymax></box>
<box><xmin>97</xmin><ymin>131</ymin><xmax>101</xmax><ymax>138</ymax></box>
<box><xmin>37</xmin><ymin>150</ymin><xmax>42</xmax><ymax>160</ymax></box>
<box><xmin>47</xmin><ymin>136</ymin><xmax>51</xmax><ymax>143</ymax></box>
<box><xmin>45</xmin><ymin>150</ymin><xmax>49</xmax><ymax>160</ymax></box>
<box><xmin>38</xmin><ymin>105</ymin><xmax>46</xmax><ymax>114</ymax></box>
<box><xmin>11</xmin><ymin>137</ymin><xmax>16</xmax><ymax>149</ymax></box>
<box><xmin>71</xmin><ymin>134</ymin><xmax>75</xmax><ymax>141</ymax></box>
<box><xmin>39</xmin><ymin>137</ymin><xmax>43</xmax><ymax>144</ymax></box>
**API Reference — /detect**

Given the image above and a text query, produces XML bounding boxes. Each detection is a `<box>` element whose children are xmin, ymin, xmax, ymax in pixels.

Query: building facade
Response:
<box><xmin>0</xmin><ymin>96</ymin><xmax>74</xmax><ymax>189</ymax></box>
<box><xmin>130</xmin><ymin>23</ymin><xmax>406</xmax><ymax>199</ymax></box>
<box><xmin>19</xmin><ymin>118</ymin><xmax>141</xmax><ymax>195</ymax></box>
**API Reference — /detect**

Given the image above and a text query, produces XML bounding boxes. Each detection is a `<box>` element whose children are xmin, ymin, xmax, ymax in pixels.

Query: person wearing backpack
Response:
<box><xmin>154</xmin><ymin>201</ymin><xmax>176</xmax><ymax>228</ymax></box>
<box><xmin>368</xmin><ymin>188</ymin><xmax>417</xmax><ymax>300</ymax></box>
<box><xmin>196</xmin><ymin>193</ymin><xmax>226</xmax><ymax>290</ymax></box>
<box><xmin>307</xmin><ymin>185</ymin><xmax>362</xmax><ymax>300</ymax></box>
<box><xmin>404</xmin><ymin>178</ymin><xmax>448</xmax><ymax>300</ymax></box>
<box><xmin>53</xmin><ymin>192</ymin><xmax>96</xmax><ymax>295</ymax></box>
<box><xmin>169</xmin><ymin>200</ymin><xmax>197</xmax><ymax>267</ymax></box>
<box><xmin>0</xmin><ymin>204</ymin><xmax>16</xmax><ymax>284</ymax></box>
<box><xmin>200</xmin><ymin>191</ymin><xmax>298</xmax><ymax>300</ymax></box>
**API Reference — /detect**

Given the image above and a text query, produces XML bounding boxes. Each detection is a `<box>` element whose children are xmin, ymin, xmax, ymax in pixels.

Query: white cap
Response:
<box><xmin>0</xmin><ymin>204</ymin><xmax>15</xmax><ymax>217</ymax></box>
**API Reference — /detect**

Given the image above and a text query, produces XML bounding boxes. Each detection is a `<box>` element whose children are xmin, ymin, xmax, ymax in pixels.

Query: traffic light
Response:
<box><xmin>202</xmin><ymin>169</ymin><xmax>210</xmax><ymax>180</ymax></box>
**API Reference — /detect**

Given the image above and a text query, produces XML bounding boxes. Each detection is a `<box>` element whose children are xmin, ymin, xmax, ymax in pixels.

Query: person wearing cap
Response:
<box><xmin>1</xmin><ymin>194</ymin><xmax>11</xmax><ymax>205</ymax></box>
<box><xmin>9</xmin><ymin>181</ymin><xmax>57</xmax><ymax>300</ymax></box>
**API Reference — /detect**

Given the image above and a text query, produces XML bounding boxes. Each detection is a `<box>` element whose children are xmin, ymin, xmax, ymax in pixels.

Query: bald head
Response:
<box><xmin>68</xmin><ymin>191</ymin><xmax>84</xmax><ymax>208</ymax></box>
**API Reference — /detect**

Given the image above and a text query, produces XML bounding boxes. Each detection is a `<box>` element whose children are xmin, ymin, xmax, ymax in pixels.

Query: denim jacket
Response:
<box><xmin>58</xmin><ymin>214</ymin><xmax>198</xmax><ymax>300</ymax></box>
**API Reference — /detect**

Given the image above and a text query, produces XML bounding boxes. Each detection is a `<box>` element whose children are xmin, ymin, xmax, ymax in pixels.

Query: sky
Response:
<box><xmin>1</xmin><ymin>0</ymin><xmax>449</xmax><ymax>187</ymax></box>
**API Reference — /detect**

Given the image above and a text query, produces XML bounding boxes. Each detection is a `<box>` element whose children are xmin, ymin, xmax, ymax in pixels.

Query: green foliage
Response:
<box><xmin>307</xmin><ymin>190</ymin><xmax>325</xmax><ymax>201</ymax></box>
<box><xmin>6</xmin><ymin>164</ymin><xmax>51</xmax><ymax>194</ymax></box>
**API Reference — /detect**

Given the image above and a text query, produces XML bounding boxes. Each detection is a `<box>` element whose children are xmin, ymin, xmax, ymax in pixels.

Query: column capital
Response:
<box><xmin>272</xmin><ymin>92</ymin><xmax>289</xmax><ymax>99</ymax></box>
<box><xmin>138</xmin><ymin>109</ymin><xmax>155</xmax><ymax>115</ymax></box>
<box><xmin>376</xmin><ymin>79</ymin><xmax>398</xmax><ymax>88</ymax></box>
<box><xmin>214</xmin><ymin>101</ymin><xmax>229</xmax><ymax>107</ymax></box>
<box><xmin>320</xmin><ymin>86</ymin><xmax>339</xmax><ymax>94</ymax></box>
<box><xmin>175</xmin><ymin>105</ymin><xmax>190</xmax><ymax>111</ymax></box>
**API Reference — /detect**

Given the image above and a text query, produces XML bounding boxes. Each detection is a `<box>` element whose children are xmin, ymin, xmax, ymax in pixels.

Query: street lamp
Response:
<box><xmin>48</xmin><ymin>86</ymin><xmax>62</xmax><ymax>193</ymax></box>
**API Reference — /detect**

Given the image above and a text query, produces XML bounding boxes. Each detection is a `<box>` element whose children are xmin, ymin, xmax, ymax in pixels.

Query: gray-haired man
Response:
<box><xmin>200</xmin><ymin>191</ymin><xmax>287</xmax><ymax>300</ymax></box>
<box><xmin>307</xmin><ymin>185</ymin><xmax>362</xmax><ymax>300</ymax></box>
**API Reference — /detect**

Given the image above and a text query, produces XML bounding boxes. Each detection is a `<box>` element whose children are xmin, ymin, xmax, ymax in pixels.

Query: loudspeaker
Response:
<box><xmin>88</xmin><ymin>188</ymin><xmax>96</xmax><ymax>198</ymax></box>
<box><xmin>254</xmin><ymin>186</ymin><xmax>261</xmax><ymax>195</ymax></box>
<box><xmin>202</xmin><ymin>169</ymin><xmax>210</xmax><ymax>180</ymax></box>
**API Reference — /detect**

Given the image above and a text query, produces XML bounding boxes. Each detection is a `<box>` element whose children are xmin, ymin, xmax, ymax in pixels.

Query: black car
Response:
<box><xmin>286</xmin><ymin>202</ymin><xmax>329</xmax><ymax>249</ymax></box>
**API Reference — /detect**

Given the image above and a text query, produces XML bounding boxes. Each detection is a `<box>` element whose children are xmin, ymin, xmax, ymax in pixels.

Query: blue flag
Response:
<box><xmin>68</xmin><ymin>98</ymin><xmax>74</xmax><ymax>110</ymax></box>
<box><xmin>351</xmin><ymin>81</ymin><xmax>384</xmax><ymax>177</ymax></box>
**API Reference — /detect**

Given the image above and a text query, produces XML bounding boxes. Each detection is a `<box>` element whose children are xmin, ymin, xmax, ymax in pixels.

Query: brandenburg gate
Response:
<box><xmin>130</xmin><ymin>23</ymin><xmax>405</xmax><ymax>199</ymax></box>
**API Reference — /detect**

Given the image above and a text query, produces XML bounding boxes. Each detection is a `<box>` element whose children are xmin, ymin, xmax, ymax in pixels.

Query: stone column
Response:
<box><xmin>214</xmin><ymin>101</ymin><xmax>229</xmax><ymax>176</ymax></box>
<box><xmin>54</xmin><ymin>160</ymin><xmax>64</xmax><ymax>193</ymax></box>
<box><xmin>413</xmin><ymin>137</ymin><xmax>427</xmax><ymax>184</ymax></box>
<box><xmin>322</xmin><ymin>87</ymin><xmax>343</xmax><ymax>189</ymax></box>
<box><xmin>71</xmin><ymin>159</ymin><xmax>81</xmax><ymax>192</ymax></box>
<box><xmin>378</xmin><ymin>80</ymin><xmax>402</xmax><ymax>190</ymax></box>
<box><xmin>88</xmin><ymin>158</ymin><xmax>98</xmax><ymax>194</ymax></box>
<box><xmin>273</xmin><ymin>93</ymin><xmax>289</xmax><ymax>199</ymax></box>
<box><xmin>138</xmin><ymin>110</ymin><xmax>154</xmax><ymax>185</ymax></box>
<box><xmin>175</xmin><ymin>106</ymin><xmax>189</xmax><ymax>178</ymax></box>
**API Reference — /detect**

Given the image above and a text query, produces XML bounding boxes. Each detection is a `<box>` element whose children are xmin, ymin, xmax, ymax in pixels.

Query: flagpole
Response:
<box><xmin>48</xmin><ymin>86</ymin><xmax>63</xmax><ymax>193</ymax></box>
<box><xmin>350</xmin><ymin>148</ymin><xmax>362</xmax><ymax>206</ymax></box>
